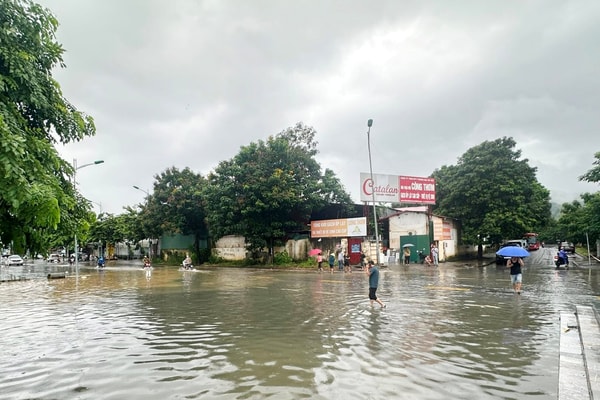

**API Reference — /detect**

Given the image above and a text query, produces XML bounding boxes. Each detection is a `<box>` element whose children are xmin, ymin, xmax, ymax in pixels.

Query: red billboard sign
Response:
<box><xmin>360</xmin><ymin>173</ymin><xmax>436</xmax><ymax>204</ymax></box>
<box><xmin>398</xmin><ymin>176</ymin><xmax>436</xmax><ymax>205</ymax></box>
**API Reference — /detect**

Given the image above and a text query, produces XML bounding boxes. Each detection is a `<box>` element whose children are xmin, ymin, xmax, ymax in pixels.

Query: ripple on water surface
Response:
<box><xmin>0</xmin><ymin>262</ymin><xmax>598</xmax><ymax>399</ymax></box>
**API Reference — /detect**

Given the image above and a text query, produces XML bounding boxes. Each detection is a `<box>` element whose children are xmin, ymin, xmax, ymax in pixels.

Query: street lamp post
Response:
<box><xmin>133</xmin><ymin>185</ymin><xmax>152</xmax><ymax>258</ymax></box>
<box><xmin>366</xmin><ymin>119</ymin><xmax>381</xmax><ymax>266</ymax></box>
<box><xmin>133</xmin><ymin>185</ymin><xmax>149</xmax><ymax>196</ymax></box>
<box><xmin>73</xmin><ymin>158</ymin><xmax>104</xmax><ymax>278</ymax></box>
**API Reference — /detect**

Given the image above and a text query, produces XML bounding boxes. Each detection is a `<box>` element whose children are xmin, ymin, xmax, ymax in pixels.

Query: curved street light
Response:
<box><xmin>133</xmin><ymin>185</ymin><xmax>150</xmax><ymax>196</ymax></box>
<box><xmin>73</xmin><ymin>158</ymin><xmax>104</xmax><ymax>278</ymax></box>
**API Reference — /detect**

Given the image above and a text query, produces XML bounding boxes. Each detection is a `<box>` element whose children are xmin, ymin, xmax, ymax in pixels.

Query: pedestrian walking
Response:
<box><xmin>316</xmin><ymin>252</ymin><xmax>323</xmax><ymax>272</ymax></box>
<box><xmin>431</xmin><ymin>244</ymin><xmax>439</xmax><ymax>266</ymax></box>
<box><xmin>344</xmin><ymin>254</ymin><xmax>351</xmax><ymax>273</ymax></box>
<box><xmin>366</xmin><ymin>261</ymin><xmax>385</xmax><ymax>308</ymax></box>
<box><xmin>507</xmin><ymin>256</ymin><xmax>524</xmax><ymax>294</ymax></box>
<box><xmin>328</xmin><ymin>252</ymin><xmax>335</xmax><ymax>273</ymax></box>
<box><xmin>338</xmin><ymin>251</ymin><xmax>345</xmax><ymax>271</ymax></box>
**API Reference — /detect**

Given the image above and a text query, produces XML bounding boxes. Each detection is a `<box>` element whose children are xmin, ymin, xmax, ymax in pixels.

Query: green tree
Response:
<box><xmin>556</xmin><ymin>200</ymin><xmax>585</xmax><ymax>244</ymax></box>
<box><xmin>579</xmin><ymin>151</ymin><xmax>600</xmax><ymax>183</ymax></box>
<box><xmin>204</xmin><ymin>122</ymin><xmax>352</xmax><ymax>261</ymax></box>
<box><xmin>139</xmin><ymin>167</ymin><xmax>209</xmax><ymax>262</ymax></box>
<box><xmin>0</xmin><ymin>0</ymin><xmax>95</xmax><ymax>253</ymax></box>
<box><xmin>432</xmin><ymin>137</ymin><xmax>551</xmax><ymax>258</ymax></box>
<box><xmin>88</xmin><ymin>212</ymin><xmax>136</xmax><ymax>256</ymax></box>
<box><xmin>556</xmin><ymin>193</ymin><xmax>600</xmax><ymax>249</ymax></box>
<box><xmin>580</xmin><ymin>193</ymin><xmax>600</xmax><ymax>247</ymax></box>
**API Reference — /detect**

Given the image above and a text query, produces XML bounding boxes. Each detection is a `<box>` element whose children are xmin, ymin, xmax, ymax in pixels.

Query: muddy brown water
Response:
<box><xmin>1</xmin><ymin>248</ymin><xmax>598</xmax><ymax>399</ymax></box>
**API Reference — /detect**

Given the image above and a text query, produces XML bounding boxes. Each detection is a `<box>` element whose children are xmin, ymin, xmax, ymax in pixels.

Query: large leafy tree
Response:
<box><xmin>554</xmin><ymin>153</ymin><xmax>600</xmax><ymax>249</ymax></box>
<box><xmin>88</xmin><ymin>212</ymin><xmax>137</xmax><ymax>256</ymax></box>
<box><xmin>432</xmin><ymin>137</ymin><xmax>551</xmax><ymax>257</ymax></box>
<box><xmin>139</xmin><ymin>167</ymin><xmax>209</xmax><ymax>261</ymax></box>
<box><xmin>0</xmin><ymin>0</ymin><xmax>95</xmax><ymax>253</ymax></box>
<box><xmin>555</xmin><ymin>193</ymin><xmax>600</xmax><ymax>250</ymax></box>
<box><xmin>579</xmin><ymin>151</ymin><xmax>600</xmax><ymax>184</ymax></box>
<box><xmin>204</xmin><ymin>122</ymin><xmax>352</xmax><ymax>259</ymax></box>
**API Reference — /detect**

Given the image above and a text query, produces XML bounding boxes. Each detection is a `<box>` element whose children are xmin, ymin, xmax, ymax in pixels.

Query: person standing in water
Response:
<box><xmin>366</xmin><ymin>261</ymin><xmax>386</xmax><ymax>308</ymax></box>
<box><xmin>507</xmin><ymin>256</ymin><xmax>524</xmax><ymax>294</ymax></box>
<box><xmin>316</xmin><ymin>252</ymin><xmax>323</xmax><ymax>272</ymax></box>
<box><xmin>430</xmin><ymin>243</ymin><xmax>439</xmax><ymax>266</ymax></box>
<box><xmin>328</xmin><ymin>252</ymin><xmax>335</xmax><ymax>273</ymax></box>
<box><xmin>403</xmin><ymin>246</ymin><xmax>411</xmax><ymax>265</ymax></box>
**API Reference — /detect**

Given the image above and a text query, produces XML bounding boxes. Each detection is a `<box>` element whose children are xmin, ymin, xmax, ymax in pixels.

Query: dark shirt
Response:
<box><xmin>509</xmin><ymin>259</ymin><xmax>522</xmax><ymax>275</ymax></box>
<box><xmin>369</xmin><ymin>267</ymin><xmax>379</xmax><ymax>288</ymax></box>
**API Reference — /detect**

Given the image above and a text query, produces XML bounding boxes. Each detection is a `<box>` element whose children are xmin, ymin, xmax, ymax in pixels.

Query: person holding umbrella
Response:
<box><xmin>316</xmin><ymin>252</ymin><xmax>323</xmax><ymax>272</ymax></box>
<box><xmin>507</xmin><ymin>256</ymin><xmax>524</xmax><ymax>294</ymax></box>
<box><xmin>403</xmin><ymin>245</ymin><xmax>412</xmax><ymax>265</ymax></box>
<box><xmin>496</xmin><ymin>245</ymin><xmax>529</xmax><ymax>295</ymax></box>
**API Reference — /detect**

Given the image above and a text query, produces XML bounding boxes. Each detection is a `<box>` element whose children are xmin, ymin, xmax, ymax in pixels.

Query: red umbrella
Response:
<box><xmin>309</xmin><ymin>249</ymin><xmax>322</xmax><ymax>256</ymax></box>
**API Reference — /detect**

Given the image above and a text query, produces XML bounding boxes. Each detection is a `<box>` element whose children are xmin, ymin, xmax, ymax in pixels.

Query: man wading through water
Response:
<box><xmin>366</xmin><ymin>261</ymin><xmax>386</xmax><ymax>308</ymax></box>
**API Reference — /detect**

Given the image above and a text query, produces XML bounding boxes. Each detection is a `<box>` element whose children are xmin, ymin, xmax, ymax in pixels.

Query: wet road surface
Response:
<box><xmin>0</xmin><ymin>249</ymin><xmax>598</xmax><ymax>399</ymax></box>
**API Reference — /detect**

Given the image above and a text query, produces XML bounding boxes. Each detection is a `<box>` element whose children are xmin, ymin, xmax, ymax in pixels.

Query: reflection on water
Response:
<box><xmin>0</xmin><ymin>254</ymin><xmax>598</xmax><ymax>399</ymax></box>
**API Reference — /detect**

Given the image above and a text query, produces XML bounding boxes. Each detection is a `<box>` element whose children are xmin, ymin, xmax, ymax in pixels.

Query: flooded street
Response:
<box><xmin>1</xmin><ymin>248</ymin><xmax>599</xmax><ymax>400</ymax></box>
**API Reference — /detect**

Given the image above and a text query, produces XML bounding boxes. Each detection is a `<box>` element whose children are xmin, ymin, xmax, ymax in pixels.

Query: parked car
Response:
<box><xmin>504</xmin><ymin>239</ymin><xmax>527</xmax><ymax>248</ymax></box>
<box><xmin>560</xmin><ymin>242</ymin><xmax>575</xmax><ymax>254</ymax></box>
<box><xmin>496</xmin><ymin>242</ymin><xmax>520</xmax><ymax>265</ymax></box>
<box><xmin>46</xmin><ymin>254</ymin><xmax>61</xmax><ymax>263</ymax></box>
<box><xmin>7</xmin><ymin>255</ymin><xmax>24</xmax><ymax>266</ymax></box>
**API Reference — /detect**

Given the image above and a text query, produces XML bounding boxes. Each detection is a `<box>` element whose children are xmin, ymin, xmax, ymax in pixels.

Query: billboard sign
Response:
<box><xmin>360</xmin><ymin>173</ymin><xmax>399</xmax><ymax>203</ymax></box>
<box><xmin>311</xmin><ymin>217</ymin><xmax>367</xmax><ymax>238</ymax></box>
<box><xmin>398</xmin><ymin>175</ymin><xmax>436</xmax><ymax>204</ymax></box>
<box><xmin>360</xmin><ymin>173</ymin><xmax>436</xmax><ymax>205</ymax></box>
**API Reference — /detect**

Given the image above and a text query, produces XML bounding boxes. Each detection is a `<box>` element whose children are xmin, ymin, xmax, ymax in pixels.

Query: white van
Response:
<box><xmin>504</xmin><ymin>239</ymin><xmax>527</xmax><ymax>248</ymax></box>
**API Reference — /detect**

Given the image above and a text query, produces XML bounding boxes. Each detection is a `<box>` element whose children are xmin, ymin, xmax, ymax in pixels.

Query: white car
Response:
<box><xmin>7</xmin><ymin>255</ymin><xmax>24</xmax><ymax>266</ymax></box>
<box><xmin>46</xmin><ymin>254</ymin><xmax>61</xmax><ymax>263</ymax></box>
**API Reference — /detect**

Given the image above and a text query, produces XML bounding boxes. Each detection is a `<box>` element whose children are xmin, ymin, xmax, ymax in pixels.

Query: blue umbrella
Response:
<box><xmin>496</xmin><ymin>246</ymin><xmax>530</xmax><ymax>258</ymax></box>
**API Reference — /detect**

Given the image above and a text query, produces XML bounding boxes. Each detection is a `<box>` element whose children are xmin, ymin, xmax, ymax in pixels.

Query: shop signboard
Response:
<box><xmin>311</xmin><ymin>217</ymin><xmax>367</xmax><ymax>238</ymax></box>
<box><xmin>360</xmin><ymin>173</ymin><xmax>435</xmax><ymax>205</ymax></box>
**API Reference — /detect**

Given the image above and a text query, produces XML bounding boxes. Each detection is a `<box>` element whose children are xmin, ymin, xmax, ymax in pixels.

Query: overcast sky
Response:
<box><xmin>37</xmin><ymin>0</ymin><xmax>600</xmax><ymax>215</ymax></box>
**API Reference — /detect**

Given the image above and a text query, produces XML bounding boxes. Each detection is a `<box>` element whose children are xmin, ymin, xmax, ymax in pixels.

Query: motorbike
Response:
<box><xmin>417</xmin><ymin>249</ymin><xmax>431</xmax><ymax>264</ymax></box>
<box><xmin>97</xmin><ymin>257</ymin><xmax>105</xmax><ymax>268</ymax></box>
<box><xmin>554</xmin><ymin>253</ymin><xmax>569</xmax><ymax>270</ymax></box>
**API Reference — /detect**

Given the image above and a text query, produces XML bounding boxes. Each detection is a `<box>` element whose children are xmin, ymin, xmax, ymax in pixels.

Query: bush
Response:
<box><xmin>208</xmin><ymin>254</ymin><xmax>225</xmax><ymax>264</ymax></box>
<box><xmin>273</xmin><ymin>250</ymin><xmax>293</xmax><ymax>265</ymax></box>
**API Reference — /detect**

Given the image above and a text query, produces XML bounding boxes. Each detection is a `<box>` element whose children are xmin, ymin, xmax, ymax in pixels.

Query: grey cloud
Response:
<box><xmin>36</xmin><ymin>0</ymin><xmax>600</xmax><ymax>213</ymax></box>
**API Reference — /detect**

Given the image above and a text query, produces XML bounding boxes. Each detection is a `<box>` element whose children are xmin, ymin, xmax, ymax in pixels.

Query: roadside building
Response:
<box><xmin>379</xmin><ymin>206</ymin><xmax>460</xmax><ymax>263</ymax></box>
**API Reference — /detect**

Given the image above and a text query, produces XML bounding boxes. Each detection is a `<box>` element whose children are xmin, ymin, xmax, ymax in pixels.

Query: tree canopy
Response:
<box><xmin>0</xmin><ymin>0</ymin><xmax>95</xmax><ymax>253</ymax></box>
<box><xmin>553</xmin><ymin>151</ymin><xmax>600</xmax><ymax>247</ymax></box>
<box><xmin>432</xmin><ymin>137</ymin><xmax>551</xmax><ymax>249</ymax></box>
<box><xmin>137</xmin><ymin>167</ymin><xmax>209</xmax><ymax>261</ymax></box>
<box><xmin>579</xmin><ymin>151</ymin><xmax>600</xmax><ymax>184</ymax></box>
<box><xmin>204</xmin><ymin>122</ymin><xmax>352</xmax><ymax>257</ymax></box>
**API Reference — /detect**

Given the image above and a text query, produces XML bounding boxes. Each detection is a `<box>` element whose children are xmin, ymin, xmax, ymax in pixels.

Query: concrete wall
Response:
<box><xmin>388</xmin><ymin>213</ymin><xmax>428</xmax><ymax>249</ymax></box>
<box><xmin>213</xmin><ymin>235</ymin><xmax>247</xmax><ymax>261</ymax></box>
<box><xmin>284</xmin><ymin>238</ymin><xmax>310</xmax><ymax>260</ymax></box>
<box><xmin>213</xmin><ymin>236</ymin><xmax>312</xmax><ymax>261</ymax></box>
<box><xmin>387</xmin><ymin>212</ymin><xmax>460</xmax><ymax>262</ymax></box>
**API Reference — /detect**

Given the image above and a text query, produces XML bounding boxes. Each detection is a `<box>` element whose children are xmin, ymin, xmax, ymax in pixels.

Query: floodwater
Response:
<box><xmin>1</xmin><ymin>248</ymin><xmax>598</xmax><ymax>400</ymax></box>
